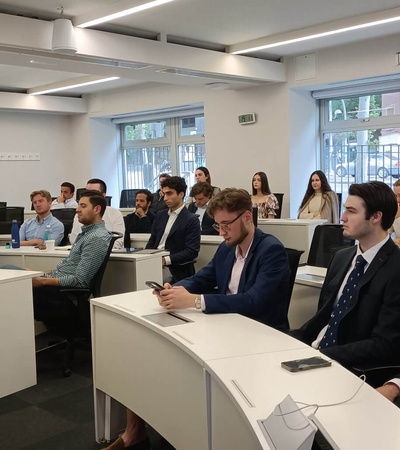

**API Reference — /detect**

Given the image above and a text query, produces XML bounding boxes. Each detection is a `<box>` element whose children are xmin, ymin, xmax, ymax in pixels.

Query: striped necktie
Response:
<box><xmin>319</xmin><ymin>255</ymin><xmax>367</xmax><ymax>349</ymax></box>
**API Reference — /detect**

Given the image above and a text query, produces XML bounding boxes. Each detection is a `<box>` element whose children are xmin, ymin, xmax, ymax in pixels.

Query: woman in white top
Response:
<box><xmin>298</xmin><ymin>170</ymin><xmax>339</xmax><ymax>223</ymax></box>
<box><xmin>391</xmin><ymin>179</ymin><xmax>400</xmax><ymax>246</ymax></box>
<box><xmin>251</xmin><ymin>171</ymin><xmax>279</xmax><ymax>218</ymax></box>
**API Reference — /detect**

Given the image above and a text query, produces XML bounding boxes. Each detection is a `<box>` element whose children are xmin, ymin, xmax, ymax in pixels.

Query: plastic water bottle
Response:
<box><xmin>44</xmin><ymin>224</ymin><xmax>51</xmax><ymax>241</ymax></box>
<box><xmin>11</xmin><ymin>219</ymin><xmax>20</xmax><ymax>249</ymax></box>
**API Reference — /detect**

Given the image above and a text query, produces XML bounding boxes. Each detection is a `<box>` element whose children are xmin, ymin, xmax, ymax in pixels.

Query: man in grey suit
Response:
<box><xmin>292</xmin><ymin>181</ymin><xmax>400</xmax><ymax>377</ymax></box>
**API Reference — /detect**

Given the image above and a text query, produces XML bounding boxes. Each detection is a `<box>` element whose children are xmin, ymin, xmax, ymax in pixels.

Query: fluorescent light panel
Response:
<box><xmin>77</xmin><ymin>0</ymin><xmax>175</xmax><ymax>28</ymax></box>
<box><xmin>29</xmin><ymin>77</ymin><xmax>119</xmax><ymax>95</ymax></box>
<box><xmin>232</xmin><ymin>14</ymin><xmax>400</xmax><ymax>54</ymax></box>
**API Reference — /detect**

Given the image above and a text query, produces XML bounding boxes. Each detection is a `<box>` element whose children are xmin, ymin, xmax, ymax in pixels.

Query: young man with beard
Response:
<box><xmin>102</xmin><ymin>188</ymin><xmax>290</xmax><ymax>450</ymax></box>
<box><xmin>155</xmin><ymin>187</ymin><xmax>290</xmax><ymax>329</ymax></box>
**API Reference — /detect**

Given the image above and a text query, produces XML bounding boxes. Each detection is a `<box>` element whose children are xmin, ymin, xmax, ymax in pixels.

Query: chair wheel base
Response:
<box><xmin>62</xmin><ymin>368</ymin><xmax>72</xmax><ymax>377</ymax></box>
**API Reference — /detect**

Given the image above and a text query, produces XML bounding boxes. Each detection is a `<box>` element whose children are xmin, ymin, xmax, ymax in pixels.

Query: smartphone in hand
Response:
<box><xmin>145</xmin><ymin>280</ymin><xmax>164</xmax><ymax>291</ymax></box>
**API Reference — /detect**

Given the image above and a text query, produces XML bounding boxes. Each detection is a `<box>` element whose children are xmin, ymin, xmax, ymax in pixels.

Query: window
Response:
<box><xmin>320</xmin><ymin>91</ymin><xmax>400</xmax><ymax>208</ymax></box>
<box><xmin>120</xmin><ymin>112</ymin><xmax>205</xmax><ymax>193</ymax></box>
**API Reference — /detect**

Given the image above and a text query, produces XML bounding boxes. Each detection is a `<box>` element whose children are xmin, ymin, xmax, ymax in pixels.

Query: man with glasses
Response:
<box><xmin>105</xmin><ymin>188</ymin><xmax>290</xmax><ymax>450</ymax></box>
<box><xmin>154</xmin><ymin>187</ymin><xmax>290</xmax><ymax>329</ymax></box>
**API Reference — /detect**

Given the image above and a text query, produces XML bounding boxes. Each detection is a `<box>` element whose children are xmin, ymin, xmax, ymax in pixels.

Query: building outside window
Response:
<box><xmin>320</xmin><ymin>90</ymin><xmax>400</xmax><ymax>211</ymax></box>
<box><xmin>120</xmin><ymin>114</ymin><xmax>205</xmax><ymax>194</ymax></box>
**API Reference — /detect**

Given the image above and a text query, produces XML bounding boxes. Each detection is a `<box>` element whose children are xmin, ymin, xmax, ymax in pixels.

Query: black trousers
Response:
<box><xmin>33</xmin><ymin>286</ymin><xmax>76</xmax><ymax>323</ymax></box>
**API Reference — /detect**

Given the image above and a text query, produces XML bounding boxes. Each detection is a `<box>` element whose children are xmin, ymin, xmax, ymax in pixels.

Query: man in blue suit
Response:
<box><xmin>146</xmin><ymin>176</ymin><xmax>201</xmax><ymax>283</ymax></box>
<box><xmin>155</xmin><ymin>188</ymin><xmax>290</xmax><ymax>329</ymax></box>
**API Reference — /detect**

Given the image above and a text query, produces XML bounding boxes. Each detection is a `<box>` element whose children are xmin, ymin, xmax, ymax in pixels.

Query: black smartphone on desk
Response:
<box><xmin>281</xmin><ymin>356</ymin><xmax>332</xmax><ymax>372</ymax></box>
<box><xmin>145</xmin><ymin>280</ymin><xmax>164</xmax><ymax>291</ymax></box>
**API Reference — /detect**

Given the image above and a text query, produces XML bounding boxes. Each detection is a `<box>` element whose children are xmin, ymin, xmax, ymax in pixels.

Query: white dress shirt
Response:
<box><xmin>312</xmin><ymin>235</ymin><xmax>390</xmax><ymax>349</ymax></box>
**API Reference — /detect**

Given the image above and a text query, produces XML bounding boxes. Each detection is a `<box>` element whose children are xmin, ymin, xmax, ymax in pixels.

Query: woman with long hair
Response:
<box><xmin>251</xmin><ymin>171</ymin><xmax>279</xmax><ymax>218</ymax></box>
<box><xmin>298</xmin><ymin>170</ymin><xmax>339</xmax><ymax>223</ymax></box>
<box><xmin>194</xmin><ymin>166</ymin><xmax>221</xmax><ymax>197</ymax></box>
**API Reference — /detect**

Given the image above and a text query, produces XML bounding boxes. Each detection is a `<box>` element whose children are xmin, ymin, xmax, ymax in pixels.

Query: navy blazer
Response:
<box><xmin>146</xmin><ymin>207</ymin><xmax>201</xmax><ymax>282</ymax></box>
<box><xmin>187</xmin><ymin>203</ymin><xmax>218</xmax><ymax>235</ymax></box>
<box><xmin>176</xmin><ymin>227</ymin><xmax>290</xmax><ymax>329</ymax></box>
<box><xmin>298</xmin><ymin>238</ymin><xmax>400</xmax><ymax>370</ymax></box>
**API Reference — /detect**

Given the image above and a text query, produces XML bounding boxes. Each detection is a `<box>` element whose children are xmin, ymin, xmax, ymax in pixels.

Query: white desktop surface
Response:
<box><xmin>90</xmin><ymin>290</ymin><xmax>307</xmax><ymax>449</ymax></box>
<box><xmin>257</xmin><ymin>219</ymin><xmax>326</xmax><ymax>264</ymax></box>
<box><xmin>205</xmin><ymin>347</ymin><xmax>400</xmax><ymax>450</ymax></box>
<box><xmin>0</xmin><ymin>269</ymin><xmax>42</xmax><ymax>398</ymax></box>
<box><xmin>0</xmin><ymin>246</ymin><xmax>166</xmax><ymax>295</ymax></box>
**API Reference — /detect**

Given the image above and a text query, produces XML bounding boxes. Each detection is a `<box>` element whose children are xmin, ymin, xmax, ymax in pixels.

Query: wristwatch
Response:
<box><xmin>194</xmin><ymin>296</ymin><xmax>202</xmax><ymax>310</ymax></box>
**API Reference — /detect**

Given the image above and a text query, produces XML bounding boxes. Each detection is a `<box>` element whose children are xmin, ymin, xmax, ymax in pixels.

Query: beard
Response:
<box><xmin>225</xmin><ymin>221</ymin><xmax>249</xmax><ymax>247</ymax></box>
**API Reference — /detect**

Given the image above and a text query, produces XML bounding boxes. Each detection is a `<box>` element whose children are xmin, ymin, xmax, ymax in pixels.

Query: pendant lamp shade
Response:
<box><xmin>52</xmin><ymin>18</ymin><xmax>77</xmax><ymax>54</ymax></box>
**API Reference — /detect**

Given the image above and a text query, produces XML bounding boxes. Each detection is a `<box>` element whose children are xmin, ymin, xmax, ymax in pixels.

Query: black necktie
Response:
<box><xmin>319</xmin><ymin>255</ymin><xmax>367</xmax><ymax>349</ymax></box>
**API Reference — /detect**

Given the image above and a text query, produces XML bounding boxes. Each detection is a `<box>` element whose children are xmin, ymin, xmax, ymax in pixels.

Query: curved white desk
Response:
<box><xmin>0</xmin><ymin>269</ymin><xmax>42</xmax><ymax>398</ymax></box>
<box><xmin>0</xmin><ymin>246</ymin><xmax>166</xmax><ymax>295</ymax></box>
<box><xmin>90</xmin><ymin>290</ymin><xmax>400</xmax><ymax>449</ymax></box>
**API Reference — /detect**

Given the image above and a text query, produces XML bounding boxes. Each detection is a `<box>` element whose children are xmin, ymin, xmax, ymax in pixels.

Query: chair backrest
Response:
<box><xmin>336</xmin><ymin>192</ymin><xmax>342</xmax><ymax>216</ymax></box>
<box><xmin>273</xmin><ymin>193</ymin><xmax>284</xmax><ymax>219</ymax></box>
<box><xmin>285</xmin><ymin>247</ymin><xmax>304</xmax><ymax>306</ymax></box>
<box><xmin>90</xmin><ymin>231</ymin><xmax>123</xmax><ymax>298</ymax></box>
<box><xmin>0</xmin><ymin>201</ymin><xmax>6</xmax><ymax>208</ymax></box>
<box><xmin>252</xmin><ymin>207</ymin><xmax>258</xmax><ymax>227</ymax></box>
<box><xmin>120</xmin><ymin>189</ymin><xmax>139</xmax><ymax>208</ymax></box>
<box><xmin>307</xmin><ymin>224</ymin><xmax>355</xmax><ymax>268</ymax></box>
<box><xmin>51</xmin><ymin>208</ymin><xmax>77</xmax><ymax>246</ymax></box>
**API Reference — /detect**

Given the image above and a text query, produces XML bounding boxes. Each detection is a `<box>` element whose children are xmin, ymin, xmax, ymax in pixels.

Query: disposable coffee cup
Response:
<box><xmin>45</xmin><ymin>240</ymin><xmax>55</xmax><ymax>251</ymax></box>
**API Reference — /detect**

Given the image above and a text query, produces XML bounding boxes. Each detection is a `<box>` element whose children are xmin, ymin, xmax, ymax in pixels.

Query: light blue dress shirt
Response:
<box><xmin>19</xmin><ymin>213</ymin><xmax>64</xmax><ymax>245</ymax></box>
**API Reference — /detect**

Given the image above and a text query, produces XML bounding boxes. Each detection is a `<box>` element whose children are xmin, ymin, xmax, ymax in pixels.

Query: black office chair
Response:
<box><xmin>120</xmin><ymin>189</ymin><xmax>139</xmax><ymax>208</ymax></box>
<box><xmin>285</xmin><ymin>248</ymin><xmax>304</xmax><ymax>328</ymax></box>
<box><xmin>36</xmin><ymin>231</ymin><xmax>123</xmax><ymax>377</ymax></box>
<box><xmin>307</xmin><ymin>224</ymin><xmax>355</xmax><ymax>268</ymax></box>
<box><xmin>336</xmin><ymin>192</ymin><xmax>342</xmax><ymax>217</ymax></box>
<box><xmin>273</xmin><ymin>193</ymin><xmax>284</xmax><ymax>219</ymax></box>
<box><xmin>51</xmin><ymin>208</ymin><xmax>77</xmax><ymax>246</ymax></box>
<box><xmin>0</xmin><ymin>201</ymin><xmax>6</xmax><ymax>208</ymax></box>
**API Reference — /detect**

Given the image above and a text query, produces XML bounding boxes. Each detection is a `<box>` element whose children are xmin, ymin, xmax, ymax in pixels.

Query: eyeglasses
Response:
<box><xmin>212</xmin><ymin>211</ymin><xmax>245</xmax><ymax>232</ymax></box>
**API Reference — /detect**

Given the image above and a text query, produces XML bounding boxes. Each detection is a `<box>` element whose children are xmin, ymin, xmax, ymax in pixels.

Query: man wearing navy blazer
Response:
<box><xmin>153</xmin><ymin>188</ymin><xmax>290</xmax><ymax>330</ymax></box>
<box><xmin>146</xmin><ymin>176</ymin><xmax>200</xmax><ymax>283</ymax></box>
<box><xmin>292</xmin><ymin>181</ymin><xmax>400</xmax><ymax>376</ymax></box>
<box><xmin>187</xmin><ymin>181</ymin><xmax>218</xmax><ymax>235</ymax></box>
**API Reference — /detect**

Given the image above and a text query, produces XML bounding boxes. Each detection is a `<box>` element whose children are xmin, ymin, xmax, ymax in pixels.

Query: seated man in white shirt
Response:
<box><xmin>50</xmin><ymin>181</ymin><xmax>78</xmax><ymax>210</ymax></box>
<box><xmin>69</xmin><ymin>178</ymin><xmax>125</xmax><ymax>249</ymax></box>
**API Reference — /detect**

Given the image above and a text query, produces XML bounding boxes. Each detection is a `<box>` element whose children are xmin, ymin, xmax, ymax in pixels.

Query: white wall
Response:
<box><xmin>2</xmin><ymin>33</ymin><xmax>400</xmax><ymax>216</ymax></box>
<box><xmin>0</xmin><ymin>112</ymin><xmax>76</xmax><ymax>209</ymax></box>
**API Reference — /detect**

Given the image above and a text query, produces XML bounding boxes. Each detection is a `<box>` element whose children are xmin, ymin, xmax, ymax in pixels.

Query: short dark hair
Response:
<box><xmin>393</xmin><ymin>179</ymin><xmax>400</xmax><ymax>188</ymax></box>
<box><xmin>208</xmin><ymin>188</ymin><xmax>252</xmax><ymax>217</ymax></box>
<box><xmin>252</xmin><ymin>171</ymin><xmax>271</xmax><ymax>195</ymax></box>
<box><xmin>161</xmin><ymin>176</ymin><xmax>187</xmax><ymax>196</ymax></box>
<box><xmin>61</xmin><ymin>182</ymin><xmax>75</xmax><ymax>193</ymax></box>
<box><xmin>136</xmin><ymin>189</ymin><xmax>153</xmax><ymax>203</ymax></box>
<box><xmin>79</xmin><ymin>189</ymin><xmax>107</xmax><ymax>217</ymax></box>
<box><xmin>87</xmin><ymin>178</ymin><xmax>107</xmax><ymax>194</ymax></box>
<box><xmin>159</xmin><ymin>173</ymin><xmax>171</xmax><ymax>180</ymax></box>
<box><xmin>190</xmin><ymin>181</ymin><xmax>213</xmax><ymax>198</ymax></box>
<box><xmin>348</xmin><ymin>181</ymin><xmax>397</xmax><ymax>230</ymax></box>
